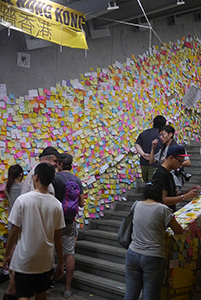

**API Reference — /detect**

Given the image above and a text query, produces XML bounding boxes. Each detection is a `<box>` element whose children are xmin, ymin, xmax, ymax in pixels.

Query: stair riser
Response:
<box><xmin>97</xmin><ymin>224</ymin><xmax>120</xmax><ymax>233</ymax></box>
<box><xmin>72</xmin><ymin>278</ymin><xmax>125</xmax><ymax>300</ymax></box>
<box><xmin>75</xmin><ymin>262</ymin><xmax>125</xmax><ymax>283</ymax></box>
<box><xmin>75</xmin><ymin>247</ymin><xmax>126</xmax><ymax>264</ymax></box>
<box><xmin>83</xmin><ymin>235</ymin><xmax>120</xmax><ymax>247</ymax></box>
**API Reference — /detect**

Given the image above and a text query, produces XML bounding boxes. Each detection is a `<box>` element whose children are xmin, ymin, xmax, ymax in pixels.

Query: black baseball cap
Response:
<box><xmin>166</xmin><ymin>145</ymin><xmax>191</xmax><ymax>157</ymax></box>
<box><xmin>39</xmin><ymin>146</ymin><xmax>62</xmax><ymax>158</ymax></box>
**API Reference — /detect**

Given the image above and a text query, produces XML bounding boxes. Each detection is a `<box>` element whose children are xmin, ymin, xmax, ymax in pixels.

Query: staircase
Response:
<box><xmin>72</xmin><ymin>189</ymin><xmax>144</xmax><ymax>300</ymax></box>
<box><xmin>72</xmin><ymin>143</ymin><xmax>201</xmax><ymax>299</ymax></box>
<box><xmin>177</xmin><ymin>142</ymin><xmax>201</xmax><ymax>209</ymax></box>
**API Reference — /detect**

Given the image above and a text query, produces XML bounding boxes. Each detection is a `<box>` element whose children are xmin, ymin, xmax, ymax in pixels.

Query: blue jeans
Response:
<box><xmin>124</xmin><ymin>248</ymin><xmax>166</xmax><ymax>300</ymax></box>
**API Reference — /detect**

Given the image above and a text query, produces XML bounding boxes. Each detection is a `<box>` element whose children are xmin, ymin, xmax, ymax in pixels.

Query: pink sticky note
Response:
<box><xmin>187</xmin><ymin>248</ymin><xmax>193</xmax><ymax>256</ymax></box>
<box><xmin>100</xmin><ymin>205</ymin><xmax>104</xmax><ymax>211</ymax></box>
<box><xmin>16</xmin><ymin>152</ymin><xmax>23</xmax><ymax>158</ymax></box>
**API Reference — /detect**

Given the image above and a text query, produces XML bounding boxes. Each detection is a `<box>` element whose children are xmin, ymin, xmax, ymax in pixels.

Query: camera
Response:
<box><xmin>175</xmin><ymin>166</ymin><xmax>192</xmax><ymax>182</ymax></box>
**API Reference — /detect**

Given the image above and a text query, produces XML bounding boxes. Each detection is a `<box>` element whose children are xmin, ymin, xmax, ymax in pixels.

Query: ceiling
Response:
<box><xmin>1</xmin><ymin>0</ymin><xmax>201</xmax><ymax>48</ymax></box>
<box><xmin>62</xmin><ymin>0</ymin><xmax>201</xmax><ymax>31</ymax></box>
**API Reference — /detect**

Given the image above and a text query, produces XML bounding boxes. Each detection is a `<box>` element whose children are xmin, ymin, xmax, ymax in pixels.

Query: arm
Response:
<box><xmin>149</xmin><ymin>139</ymin><xmax>159</xmax><ymax>164</ymax></box>
<box><xmin>54</xmin><ymin>229</ymin><xmax>64</xmax><ymax>281</ymax></box>
<box><xmin>168</xmin><ymin>217</ymin><xmax>183</xmax><ymax>234</ymax></box>
<box><xmin>79</xmin><ymin>194</ymin><xmax>84</xmax><ymax>207</ymax></box>
<box><xmin>182</xmin><ymin>159</ymin><xmax>191</xmax><ymax>167</ymax></box>
<box><xmin>164</xmin><ymin>189</ymin><xmax>199</xmax><ymax>206</ymax></box>
<box><xmin>3</xmin><ymin>225</ymin><xmax>20</xmax><ymax>270</ymax></box>
<box><xmin>135</xmin><ymin>143</ymin><xmax>150</xmax><ymax>161</ymax></box>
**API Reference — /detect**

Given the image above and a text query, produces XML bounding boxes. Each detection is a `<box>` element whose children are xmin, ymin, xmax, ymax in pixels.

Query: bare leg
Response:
<box><xmin>64</xmin><ymin>254</ymin><xmax>74</xmax><ymax>292</ymax></box>
<box><xmin>5</xmin><ymin>271</ymin><xmax>16</xmax><ymax>295</ymax></box>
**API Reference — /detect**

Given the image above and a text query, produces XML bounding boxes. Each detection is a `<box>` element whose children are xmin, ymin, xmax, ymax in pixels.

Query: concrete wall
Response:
<box><xmin>0</xmin><ymin>14</ymin><xmax>201</xmax><ymax>98</ymax></box>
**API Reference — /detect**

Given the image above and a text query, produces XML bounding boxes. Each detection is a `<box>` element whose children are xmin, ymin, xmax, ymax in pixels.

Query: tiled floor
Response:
<box><xmin>0</xmin><ymin>280</ymin><xmax>109</xmax><ymax>300</ymax></box>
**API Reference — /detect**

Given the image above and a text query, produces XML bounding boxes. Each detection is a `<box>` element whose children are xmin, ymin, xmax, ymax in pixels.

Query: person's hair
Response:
<box><xmin>159</xmin><ymin>125</ymin><xmax>175</xmax><ymax>139</ymax></box>
<box><xmin>39</xmin><ymin>155</ymin><xmax>54</xmax><ymax>162</ymax></box>
<box><xmin>34</xmin><ymin>163</ymin><xmax>55</xmax><ymax>187</ymax></box>
<box><xmin>59</xmin><ymin>154</ymin><xmax>73</xmax><ymax>171</ymax></box>
<box><xmin>143</xmin><ymin>179</ymin><xmax>164</xmax><ymax>203</ymax></box>
<box><xmin>153</xmin><ymin>115</ymin><xmax>166</xmax><ymax>130</ymax></box>
<box><xmin>6</xmin><ymin>164</ymin><xmax>23</xmax><ymax>194</ymax></box>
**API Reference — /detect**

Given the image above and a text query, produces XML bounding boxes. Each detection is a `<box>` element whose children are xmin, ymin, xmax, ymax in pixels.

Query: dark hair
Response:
<box><xmin>59</xmin><ymin>154</ymin><xmax>73</xmax><ymax>171</ymax></box>
<box><xmin>160</xmin><ymin>125</ymin><xmax>175</xmax><ymax>139</ymax></box>
<box><xmin>34</xmin><ymin>163</ymin><xmax>55</xmax><ymax>187</ymax></box>
<box><xmin>6</xmin><ymin>164</ymin><xmax>23</xmax><ymax>194</ymax></box>
<box><xmin>143</xmin><ymin>179</ymin><xmax>164</xmax><ymax>203</ymax></box>
<box><xmin>153</xmin><ymin>115</ymin><xmax>166</xmax><ymax>130</ymax></box>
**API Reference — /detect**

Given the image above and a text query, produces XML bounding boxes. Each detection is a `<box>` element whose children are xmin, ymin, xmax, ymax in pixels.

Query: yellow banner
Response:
<box><xmin>0</xmin><ymin>0</ymin><xmax>88</xmax><ymax>49</ymax></box>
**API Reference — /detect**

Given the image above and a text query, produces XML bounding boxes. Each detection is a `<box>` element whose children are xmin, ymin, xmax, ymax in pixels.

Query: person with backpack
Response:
<box><xmin>52</xmin><ymin>153</ymin><xmax>84</xmax><ymax>298</ymax></box>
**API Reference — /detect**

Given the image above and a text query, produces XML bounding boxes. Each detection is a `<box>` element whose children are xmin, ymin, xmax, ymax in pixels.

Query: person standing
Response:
<box><xmin>21</xmin><ymin>146</ymin><xmax>62</xmax><ymax>194</ymax></box>
<box><xmin>135</xmin><ymin>115</ymin><xmax>166</xmax><ymax>182</ymax></box>
<box><xmin>3</xmin><ymin>147</ymin><xmax>62</xmax><ymax>300</ymax></box>
<box><xmin>52</xmin><ymin>153</ymin><xmax>84</xmax><ymax>298</ymax></box>
<box><xmin>3</xmin><ymin>163</ymin><xmax>65</xmax><ymax>300</ymax></box>
<box><xmin>6</xmin><ymin>165</ymin><xmax>24</xmax><ymax>212</ymax></box>
<box><xmin>153</xmin><ymin>145</ymin><xmax>200</xmax><ymax>212</ymax></box>
<box><xmin>149</xmin><ymin>125</ymin><xmax>191</xmax><ymax>193</ymax></box>
<box><xmin>124</xmin><ymin>179</ymin><xmax>183</xmax><ymax>300</ymax></box>
<box><xmin>3</xmin><ymin>165</ymin><xmax>24</xmax><ymax>299</ymax></box>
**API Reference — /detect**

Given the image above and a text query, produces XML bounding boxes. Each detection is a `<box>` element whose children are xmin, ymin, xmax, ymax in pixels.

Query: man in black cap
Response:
<box><xmin>53</xmin><ymin>153</ymin><xmax>84</xmax><ymax>298</ymax></box>
<box><xmin>153</xmin><ymin>144</ymin><xmax>200</xmax><ymax>212</ymax></box>
<box><xmin>21</xmin><ymin>146</ymin><xmax>62</xmax><ymax>194</ymax></box>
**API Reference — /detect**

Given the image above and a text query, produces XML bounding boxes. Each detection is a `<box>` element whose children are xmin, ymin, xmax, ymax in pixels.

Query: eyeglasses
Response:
<box><xmin>173</xmin><ymin>156</ymin><xmax>184</xmax><ymax>165</ymax></box>
<box><xmin>158</xmin><ymin>133</ymin><xmax>165</xmax><ymax>138</ymax></box>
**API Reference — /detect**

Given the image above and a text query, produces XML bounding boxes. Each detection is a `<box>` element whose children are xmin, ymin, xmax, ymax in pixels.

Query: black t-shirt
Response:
<box><xmin>153</xmin><ymin>165</ymin><xmax>176</xmax><ymax>212</ymax></box>
<box><xmin>136</xmin><ymin>127</ymin><xmax>162</xmax><ymax>167</ymax></box>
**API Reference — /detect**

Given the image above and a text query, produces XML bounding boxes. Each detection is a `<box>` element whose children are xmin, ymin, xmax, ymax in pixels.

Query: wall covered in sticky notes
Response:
<box><xmin>1</xmin><ymin>36</ymin><xmax>201</xmax><ymax>226</ymax></box>
<box><xmin>161</xmin><ymin>196</ymin><xmax>201</xmax><ymax>300</ymax></box>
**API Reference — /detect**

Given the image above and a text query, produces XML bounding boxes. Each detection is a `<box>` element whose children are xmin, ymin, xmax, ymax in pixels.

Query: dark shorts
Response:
<box><xmin>15</xmin><ymin>269</ymin><xmax>53</xmax><ymax>298</ymax></box>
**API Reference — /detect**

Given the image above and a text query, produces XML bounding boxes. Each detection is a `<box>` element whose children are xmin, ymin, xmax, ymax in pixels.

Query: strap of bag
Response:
<box><xmin>130</xmin><ymin>200</ymin><xmax>138</xmax><ymax>216</ymax></box>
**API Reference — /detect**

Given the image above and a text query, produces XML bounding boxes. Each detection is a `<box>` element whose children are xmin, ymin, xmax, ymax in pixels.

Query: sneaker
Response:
<box><xmin>62</xmin><ymin>290</ymin><xmax>72</xmax><ymax>298</ymax></box>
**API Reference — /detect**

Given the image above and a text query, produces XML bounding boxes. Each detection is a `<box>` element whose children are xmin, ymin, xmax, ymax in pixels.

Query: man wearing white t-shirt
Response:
<box><xmin>3</xmin><ymin>163</ymin><xmax>65</xmax><ymax>300</ymax></box>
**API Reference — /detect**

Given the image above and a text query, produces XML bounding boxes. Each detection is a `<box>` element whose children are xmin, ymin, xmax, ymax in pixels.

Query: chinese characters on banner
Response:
<box><xmin>0</xmin><ymin>0</ymin><xmax>88</xmax><ymax>49</ymax></box>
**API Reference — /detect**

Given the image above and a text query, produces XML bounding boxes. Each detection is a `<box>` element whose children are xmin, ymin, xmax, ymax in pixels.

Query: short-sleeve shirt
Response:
<box><xmin>153</xmin><ymin>165</ymin><xmax>176</xmax><ymax>211</ymax></box>
<box><xmin>136</xmin><ymin>127</ymin><xmax>162</xmax><ymax>167</ymax></box>
<box><xmin>21</xmin><ymin>163</ymin><xmax>55</xmax><ymax>195</ymax></box>
<box><xmin>130</xmin><ymin>201</ymin><xmax>173</xmax><ymax>258</ymax></box>
<box><xmin>8</xmin><ymin>191</ymin><xmax>65</xmax><ymax>274</ymax></box>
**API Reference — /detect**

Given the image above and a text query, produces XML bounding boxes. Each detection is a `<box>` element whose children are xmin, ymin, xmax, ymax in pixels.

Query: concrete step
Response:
<box><xmin>114</xmin><ymin>202</ymin><xmax>133</xmax><ymax>212</ymax></box>
<box><xmin>75</xmin><ymin>253</ymin><xmax>125</xmax><ymax>283</ymax></box>
<box><xmin>81</xmin><ymin>229</ymin><xmax>120</xmax><ymax>247</ymax></box>
<box><xmin>105</xmin><ymin>210</ymin><xmax>128</xmax><ymax>221</ymax></box>
<box><xmin>72</xmin><ymin>270</ymin><xmax>125</xmax><ymax>300</ymax></box>
<box><xmin>90</xmin><ymin>219</ymin><xmax>122</xmax><ymax>233</ymax></box>
<box><xmin>75</xmin><ymin>240</ymin><xmax>126</xmax><ymax>264</ymax></box>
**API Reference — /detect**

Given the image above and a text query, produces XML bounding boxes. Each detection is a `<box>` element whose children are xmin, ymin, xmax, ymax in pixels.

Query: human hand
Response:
<box><xmin>191</xmin><ymin>185</ymin><xmax>201</xmax><ymax>191</ymax></box>
<box><xmin>3</xmin><ymin>255</ymin><xmax>11</xmax><ymax>270</ymax></box>
<box><xmin>152</xmin><ymin>139</ymin><xmax>159</xmax><ymax>148</ymax></box>
<box><xmin>142</xmin><ymin>153</ymin><xmax>150</xmax><ymax>160</ymax></box>
<box><xmin>54</xmin><ymin>264</ymin><xmax>63</xmax><ymax>281</ymax></box>
<box><xmin>185</xmin><ymin>189</ymin><xmax>200</xmax><ymax>200</ymax></box>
